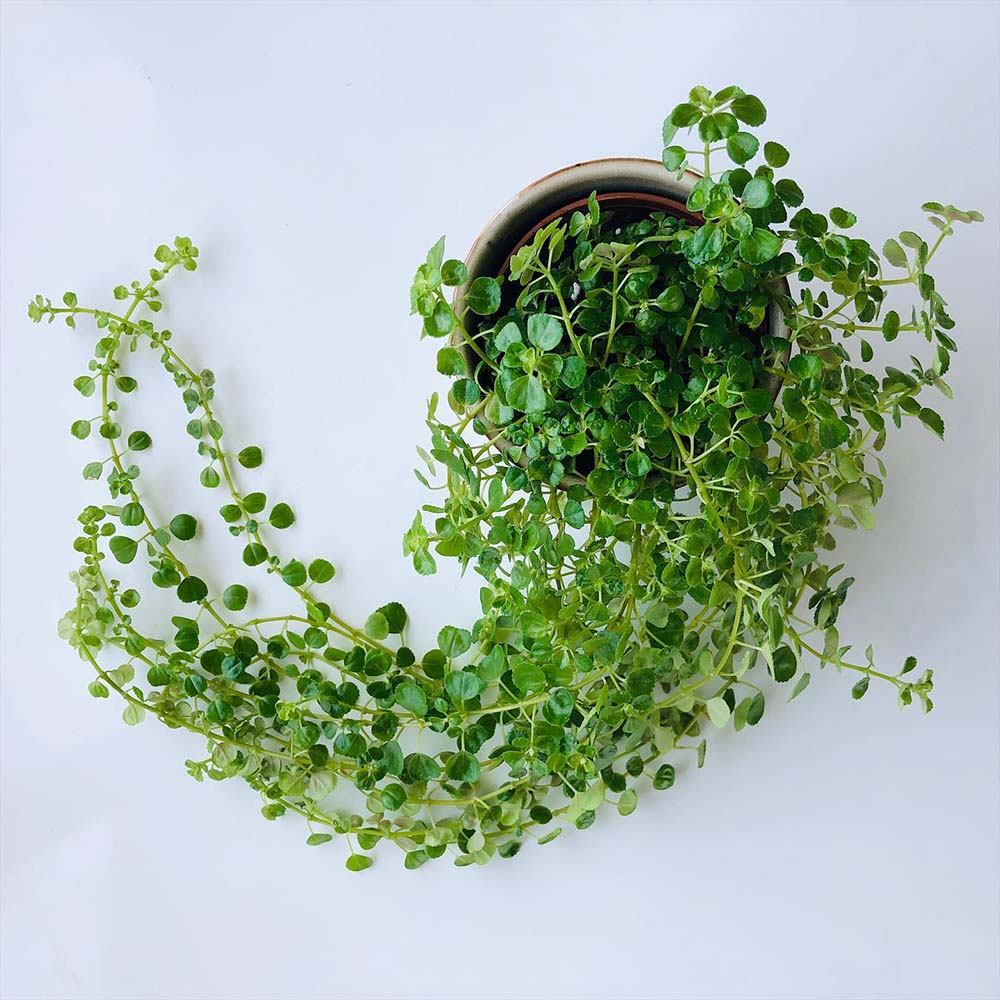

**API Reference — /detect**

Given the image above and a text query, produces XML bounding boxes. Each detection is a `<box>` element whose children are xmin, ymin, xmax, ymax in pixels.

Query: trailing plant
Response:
<box><xmin>34</xmin><ymin>85</ymin><xmax>979</xmax><ymax>871</ymax></box>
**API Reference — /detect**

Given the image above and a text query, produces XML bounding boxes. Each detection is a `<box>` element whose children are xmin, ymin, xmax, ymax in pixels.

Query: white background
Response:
<box><xmin>2</xmin><ymin>3</ymin><xmax>998</xmax><ymax>999</ymax></box>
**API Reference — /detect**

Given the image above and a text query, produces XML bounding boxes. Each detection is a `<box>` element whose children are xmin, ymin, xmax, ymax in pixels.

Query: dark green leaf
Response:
<box><xmin>763</xmin><ymin>141</ymin><xmax>789</xmax><ymax>167</ymax></box>
<box><xmin>669</xmin><ymin>102</ymin><xmax>701</xmax><ymax>127</ymax></box>
<box><xmin>465</xmin><ymin>277</ymin><xmax>501</xmax><ymax>315</ymax></box>
<box><xmin>223</xmin><ymin>584</ymin><xmax>248</xmax><ymax>611</ymax></box>
<box><xmin>726</xmin><ymin>131</ymin><xmax>759</xmax><ymax>164</ymax></box>
<box><xmin>445</xmin><ymin>751</ymin><xmax>481</xmax><ymax>783</ymax></box>
<box><xmin>169</xmin><ymin>514</ymin><xmax>197</xmax><ymax>540</ymax></box>
<box><xmin>270</xmin><ymin>503</ymin><xmax>295</xmax><ymax>529</ymax></box>
<box><xmin>731</xmin><ymin>94</ymin><xmax>766</xmax><ymax>126</ymax></box>
<box><xmin>177</xmin><ymin>576</ymin><xmax>208</xmax><ymax>604</ymax></box>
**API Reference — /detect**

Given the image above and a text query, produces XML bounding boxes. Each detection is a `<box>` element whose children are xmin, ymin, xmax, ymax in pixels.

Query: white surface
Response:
<box><xmin>2</xmin><ymin>2</ymin><xmax>998</xmax><ymax>998</ymax></box>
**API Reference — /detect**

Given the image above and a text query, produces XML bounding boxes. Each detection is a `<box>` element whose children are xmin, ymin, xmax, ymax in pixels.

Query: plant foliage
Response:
<box><xmin>33</xmin><ymin>85</ymin><xmax>980</xmax><ymax>870</ymax></box>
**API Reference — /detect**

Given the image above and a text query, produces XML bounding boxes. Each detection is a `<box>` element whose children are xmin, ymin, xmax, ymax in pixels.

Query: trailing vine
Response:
<box><xmin>33</xmin><ymin>84</ymin><xmax>980</xmax><ymax>870</ymax></box>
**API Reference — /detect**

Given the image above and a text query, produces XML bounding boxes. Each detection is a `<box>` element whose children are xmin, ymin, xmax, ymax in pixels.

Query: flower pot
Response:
<box><xmin>452</xmin><ymin>157</ymin><xmax>791</xmax><ymax>485</ymax></box>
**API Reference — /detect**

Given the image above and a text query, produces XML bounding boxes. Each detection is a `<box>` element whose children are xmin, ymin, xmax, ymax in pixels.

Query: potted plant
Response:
<box><xmin>33</xmin><ymin>85</ymin><xmax>979</xmax><ymax>870</ymax></box>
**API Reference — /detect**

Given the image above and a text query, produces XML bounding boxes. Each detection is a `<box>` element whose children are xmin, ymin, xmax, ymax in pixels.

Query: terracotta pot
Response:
<box><xmin>452</xmin><ymin>158</ymin><xmax>791</xmax><ymax>485</ymax></box>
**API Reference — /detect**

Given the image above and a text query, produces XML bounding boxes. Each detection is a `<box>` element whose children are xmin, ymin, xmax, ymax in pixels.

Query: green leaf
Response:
<box><xmin>726</xmin><ymin>131</ymin><xmax>759</xmax><ymax>164</ymax></box>
<box><xmin>731</xmin><ymin>94</ymin><xmax>766</xmax><ymax>126</ymax></box>
<box><xmin>436</xmin><ymin>347</ymin><xmax>466</xmax><ymax>376</ymax></box>
<box><xmin>109</xmin><ymin>535</ymin><xmax>138</xmax><ymax>564</ymax></box>
<box><xmin>243</xmin><ymin>543</ymin><xmax>268</xmax><ymax>566</ymax></box>
<box><xmin>177</xmin><ymin>576</ymin><xmax>208</xmax><ymax>604</ymax></box>
<box><xmin>653</xmin><ymin>764</ymin><xmax>676</xmax><ymax>790</ymax></box>
<box><xmin>705</xmin><ymin>696</ymin><xmax>731</xmax><ymax>728</ymax></box>
<box><xmin>306</xmin><ymin>771</ymin><xmax>336</xmax><ymax>801</ymax></box>
<box><xmin>617</xmin><ymin>789</ymin><xmax>638</xmax><ymax>816</ymax></box>
<box><xmin>373</xmin><ymin>601</ymin><xmax>406</xmax><ymax>634</ymax></box>
<box><xmin>882</xmin><ymin>310</ymin><xmax>900</xmax><ymax>341</ymax></box>
<box><xmin>662</xmin><ymin>145</ymin><xmax>686</xmax><ymax>171</ymax></box>
<box><xmin>772</xmin><ymin>645</ymin><xmax>797</xmax><ymax>682</ymax></box>
<box><xmin>441</xmin><ymin>259</ymin><xmax>468</xmax><ymax>286</ymax></box>
<box><xmin>452</xmin><ymin>379</ymin><xmax>480</xmax><ymax>405</ymax></box>
<box><xmin>882</xmin><ymin>239</ymin><xmax>908</xmax><ymax>269</ymax></box>
<box><xmin>281</xmin><ymin>560</ymin><xmax>307</xmax><ymax>587</ymax></box>
<box><xmin>512</xmin><ymin>658</ymin><xmax>546</xmax><ymax>694</ymax></box>
<box><xmin>683</xmin><ymin>225</ymin><xmax>725</xmax><ymax>265</ymax></box>
<box><xmin>223</xmin><ymin>584</ymin><xmax>248</xmax><ymax>611</ymax></box>
<box><xmin>465</xmin><ymin>276</ymin><xmax>501</xmax><ymax>315</ymax></box>
<box><xmin>438</xmin><ymin>625</ymin><xmax>472</xmax><ymax>658</ymax></box>
<box><xmin>830</xmin><ymin>206</ymin><xmax>857</xmax><ymax>229</ymax></box>
<box><xmin>819</xmin><ymin>416</ymin><xmax>851</xmax><ymax>449</ymax></box>
<box><xmin>346</xmin><ymin>853</ymin><xmax>373</xmax><ymax>871</ymax></box>
<box><xmin>308</xmin><ymin>559</ymin><xmax>336</xmax><ymax>584</ymax></box>
<box><xmin>669</xmin><ymin>102</ymin><xmax>701</xmax><ymax>127</ymax></box>
<box><xmin>306</xmin><ymin>833</ymin><xmax>333</xmax><ymax>847</ymax></box>
<box><xmin>120</xmin><ymin>502</ymin><xmax>144</xmax><ymax>527</ymax></box>
<box><xmin>238</xmin><ymin>446</ymin><xmax>263</xmax><ymax>468</ymax></box>
<box><xmin>629</xmin><ymin>500</ymin><xmax>657</xmax><ymax>525</ymax></box>
<box><xmin>542</xmin><ymin>687</ymin><xmax>574</xmax><ymax>725</ymax></box>
<box><xmin>789</xmin><ymin>672</ymin><xmax>811</xmax><ymax>701</ymax></box>
<box><xmin>404</xmin><ymin>751</ymin><xmax>440</xmax><ymax>781</ymax></box>
<box><xmin>270</xmin><ymin>502</ymin><xmax>295</xmax><ymax>529</ymax></box>
<box><xmin>365</xmin><ymin>611</ymin><xmax>389</xmax><ymax>640</ymax></box>
<box><xmin>445</xmin><ymin>751</ymin><xmax>480</xmax><ymax>783</ymax></box>
<box><xmin>206</xmin><ymin>698</ymin><xmax>233</xmax><ymax>724</ymax></box>
<box><xmin>741</xmin><ymin>388</ymin><xmax>773</xmax><ymax>415</ymax></box>
<box><xmin>738</xmin><ymin>228</ymin><xmax>780</xmax><ymax>264</ymax></box>
<box><xmin>71</xmin><ymin>419</ymin><xmax>91</xmax><ymax>440</ymax></box>
<box><xmin>763</xmin><ymin>141</ymin><xmax>789</xmax><ymax>167</ymax></box>
<box><xmin>655</xmin><ymin>285</ymin><xmax>685</xmax><ymax>312</ymax></box>
<box><xmin>396</xmin><ymin>682</ymin><xmax>428</xmax><ymax>717</ymax></box>
<box><xmin>775</xmin><ymin>178</ymin><xmax>804</xmax><ymax>207</ymax></box>
<box><xmin>527</xmin><ymin>313</ymin><xmax>563</xmax><ymax>351</ymax></box>
<box><xmin>558</xmin><ymin>357</ymin><xmax>586</xmax><ymax>392</ymax></box>
<box><xmin>508</xmin><ymin>374</ymin><xmax>547</xmax><ymax>413</ymax></box>
<box><xmin>851</xmin><ymin>675</ymin><xmax>870</xmax><ymax>700</ymax></box>
<box><xmin>169</xmin><ymin>513</ymin><xmax>197</xmax><ymax>540</ymax></box>
<box><xmin>122</xmin><ymin>703</ymin><xmax>145</xmax><ymax>726</ymax></box>
<box><xmin>444</xmin><ymin>670</ymin><xmax>483</xmax><ymax>702</ymax></box>
<box><xmin>245</xmin><ymin>492</ymin><xmax>267</xmax><ymax>514</ymax></box>
<box><xmin>741</xmin><ymin>177</ymin><xmax>774</xmax><ymax>209</ymax></box>
<box><xmin>495</xmin><ymin>321</ymin><xmax>522</xmax><ymax>352</ymax></box>
<box><xmin>789</xmin><ymin>354</ymin><xmax>822</xmax><ymax>379</ymax></box>
<box><xmin>918</xmin><ymin>407</ymin><xmax>944</xmax><ymax>439</ymax></box>
<box><xmin>626</xmin><ymin>451</ymin><xmax>652</xmax><ymax>477</ymax></box>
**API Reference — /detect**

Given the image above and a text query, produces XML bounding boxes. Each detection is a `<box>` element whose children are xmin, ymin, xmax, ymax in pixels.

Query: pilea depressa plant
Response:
<box><xmin>32</xmin><ymin>85</ymin><xmax>980</xmax><ymax>871</ymax></box>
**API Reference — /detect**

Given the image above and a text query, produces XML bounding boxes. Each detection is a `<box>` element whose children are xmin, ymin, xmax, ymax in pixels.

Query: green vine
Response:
<box><xmin>33</xmin><ymin>84</ymin><xmax>980</xmax><ymax>871</ymax></box>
